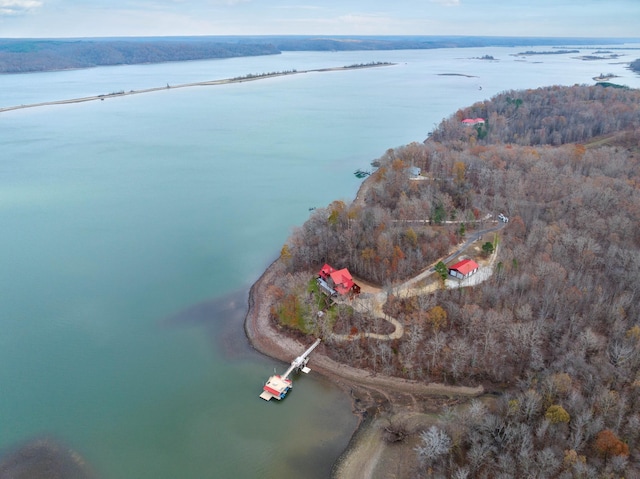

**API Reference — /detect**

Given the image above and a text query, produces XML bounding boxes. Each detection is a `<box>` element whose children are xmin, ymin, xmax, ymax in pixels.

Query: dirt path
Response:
<box><xmin>331</xmin><ymin>292</ymin><xmax>404</xmax><ymax>341</ymax></box>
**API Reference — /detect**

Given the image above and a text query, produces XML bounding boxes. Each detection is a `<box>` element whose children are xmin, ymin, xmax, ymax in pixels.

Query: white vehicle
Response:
<box><xmin>498</xmin><ymin>213</ymin><xmax>509</xmax><ymax>223</ymax></box>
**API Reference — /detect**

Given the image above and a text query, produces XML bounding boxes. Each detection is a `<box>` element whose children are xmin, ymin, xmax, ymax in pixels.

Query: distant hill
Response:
<box><xmin>1</xmin><ymin>35</ymin><xmax>636</xmax><ymax>74</ymax></box>
<box><xmin>0</xmin><ymin>39</ymin><xmax>279</xmax><ymax>73</ymax></box>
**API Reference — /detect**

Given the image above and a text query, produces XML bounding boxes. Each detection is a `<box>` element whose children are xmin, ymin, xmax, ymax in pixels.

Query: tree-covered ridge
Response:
<box><xmin>431</xmin><ymin>84</ymin><xmax>640</xmax><ymax>146</ymax></box>
<box><xmin>286</xmin><ymin>86</ymin><xmax>640</xmax><ymax>285</ymax></box>
<box><xmin>0</xmin><ymin>39</ymin><xmax>280</xmax><ymax>73</ymax></box>
<box><xmin>631</xmin><ymin>58</ymin><xmax>640</xmax><ymax>74</ymax></box>
<box><xmin>278</xmin><ymin>85</ymin><xmax>640</xmax><ymax>477</ymax></box>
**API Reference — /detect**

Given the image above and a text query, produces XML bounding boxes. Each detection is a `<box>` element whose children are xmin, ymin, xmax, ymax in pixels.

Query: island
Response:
<box><xmin>593</xmin><ymin>72</ymin><xmax>620</xmax><ymax>82</ymax></box>
<box><xmin>514</xmin><ymin>49</ymin><xmax>580</xmax><ymax>55</ymax></box>
<box><xmin>246</xmin><ymin>84</ymin><xmax>640</xmax><ymax>477</ymax></box>
<box><xmin>578</xmin><ymin>54</ymin><xmax>622</xmax><ymax>61</ymax></box>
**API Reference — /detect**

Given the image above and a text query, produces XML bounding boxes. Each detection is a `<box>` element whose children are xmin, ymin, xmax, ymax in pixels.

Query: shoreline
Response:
<box><xmin>244</xmin><ymin>257</ymin><xmax>484</xmax><ymax>398</ymax></box>
<box><xmin>244</xmin><ymin>175</ymin><xmax>484</xmax><ymax>477</ymax></box>
<box><xmin>245</xmin><ymin>258</ymin><xmax>484</xmax><ymax>477</ymax></box>
<box><xmin>244</xmin><ymin>172</ymin><xmax>482</xmax><ymax>398</ymax></box>
<box><xmin>0</xmin><ymin>63</ymin><xmax>393</xmax><ymax>114</ymax></box>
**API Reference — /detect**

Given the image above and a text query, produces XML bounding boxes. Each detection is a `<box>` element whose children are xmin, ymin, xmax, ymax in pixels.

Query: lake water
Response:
<box><xmin>1</xmin><ymin>43</ymin><xmax>639</xmax><ymax>478</ymax></box>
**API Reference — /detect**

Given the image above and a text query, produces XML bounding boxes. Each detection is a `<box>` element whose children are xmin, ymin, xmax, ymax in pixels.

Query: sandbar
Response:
<box><xmin>0</xmin><ymin>63</ymin><xmax>394</xmax><ymax>114</ymax></box>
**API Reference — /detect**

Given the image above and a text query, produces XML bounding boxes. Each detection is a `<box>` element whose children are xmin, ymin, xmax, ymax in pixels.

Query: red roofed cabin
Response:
<box><xmin>448</xmin><ymin>259</ymin><xmax>479</xmax><ymax>279</ymax></box>
<box><xmin>317</xmin><ymin>263</ymin><xmax>361</xmax><ymax>297</ymax></box>
<box><xmin>461</xmin><ymin>118</ymin><xmax>485</xmax><ymax>125</ymax></box>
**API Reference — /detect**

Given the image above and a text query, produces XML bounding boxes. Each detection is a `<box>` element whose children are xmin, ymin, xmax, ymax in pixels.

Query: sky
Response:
<box><xmin>1</xmin><ymin>0</ymin><xmax>639</xmax><ymax>39</ymax></box>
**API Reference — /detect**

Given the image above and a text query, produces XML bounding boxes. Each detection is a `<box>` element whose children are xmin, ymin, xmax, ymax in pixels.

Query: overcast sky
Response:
<box><xmin>1</xmin><ymin>0</ymin><xmax>639</xmax><ymax>38</ymax></box>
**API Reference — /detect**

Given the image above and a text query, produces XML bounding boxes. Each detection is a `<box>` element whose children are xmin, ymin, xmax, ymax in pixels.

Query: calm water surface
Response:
<box><xmin>1</xmin><ymin>44</ymin><xmax>639</xmax><ymax>478</ymax></box>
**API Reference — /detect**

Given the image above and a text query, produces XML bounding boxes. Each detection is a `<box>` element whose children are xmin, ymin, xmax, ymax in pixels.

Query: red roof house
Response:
<box><xmin>448</xmin><ymin>259</ymin><xmax>479</xmax><ymax>279</ymax></box>
<box><xmin>461</xmin><ymin>118</ymin><xmax>485</xmax><ymax>125</ymax></box>
<box><xmin>317</xmin><ymin>263</ymin><xmax>361</xmax><ymax>296</ymax></box>
<box><xmin>330</xmin><ymin>268</ymin><xmax>358</xmax><ymax>295</ymax></box>
<box><xmin>319</xmin><ymin>263</ymin><xmax>336</xmax><ymax>280</ymax></box>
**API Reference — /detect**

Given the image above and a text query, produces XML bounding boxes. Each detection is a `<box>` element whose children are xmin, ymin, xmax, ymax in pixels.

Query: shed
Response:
<box><xmin>449</xmin><ymin>259</ymin><xmax>479</xmax><ymax>279</ymax></box>
<box><xmin>461</xmin><ymin>118</ymin><xmax>485</xmax><ymax>125</ymax></box>
<box><xmin>409</xmin><ymin>166</ymin><xmax>421</xmax><ymax>178</ymax></box>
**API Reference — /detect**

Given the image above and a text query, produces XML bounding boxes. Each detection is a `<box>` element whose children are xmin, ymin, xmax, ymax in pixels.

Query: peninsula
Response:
<box><xmin>0</xmin><ymin>62</ymin><xmax>392</xmax><ymax>113</ymax></box>
<box><xmin>246</xmin><ymin>84</ymin><xmax>640</xmax><ymax>477</ymax></box>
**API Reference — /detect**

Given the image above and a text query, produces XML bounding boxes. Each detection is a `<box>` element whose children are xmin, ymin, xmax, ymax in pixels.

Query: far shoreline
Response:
<box><xmin>0</xmin><ymin>63</ymin><xmax>394</xmax><ymax>114</ymax></box>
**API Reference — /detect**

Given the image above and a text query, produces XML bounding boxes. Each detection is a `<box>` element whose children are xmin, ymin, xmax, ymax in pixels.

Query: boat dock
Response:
<box><xmin>259</xmin><ymin>338</ymin><xmax>321</xmax><ymax>401</ymax></box>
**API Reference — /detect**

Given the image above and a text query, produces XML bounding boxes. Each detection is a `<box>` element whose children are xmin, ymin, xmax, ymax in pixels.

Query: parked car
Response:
<box><xmin>498</xmin><ymin>213</ymin><xmax>509</xmax><ymax>223</ymax></box>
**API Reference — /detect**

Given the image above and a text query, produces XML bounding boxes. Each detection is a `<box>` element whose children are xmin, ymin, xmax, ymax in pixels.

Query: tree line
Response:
<box><xmin>0</xmin><ymin>39</ymin><xmax>280</xmax><ymax>74</ymax></box>
<box><xmin>274</xmin><ymin>84</ymin><xmax>640</xmax><ymax>477</ymax></box>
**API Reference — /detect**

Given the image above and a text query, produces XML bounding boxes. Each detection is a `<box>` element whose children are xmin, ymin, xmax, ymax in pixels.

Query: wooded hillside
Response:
<box><xmin>0</xmin><ymin>39</ymin><xmax>279</xmax><ymax>73</ymax></box>
<box><xmin>278</xmin><ymin>84</ymin><xmax>640</xmax><ymax>477</ymax></box>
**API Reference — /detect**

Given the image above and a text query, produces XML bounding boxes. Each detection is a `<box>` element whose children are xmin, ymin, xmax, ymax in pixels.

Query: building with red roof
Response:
<box><xmin>461</xmin><ymin>118</ymin><xmax>485</xmax><ymax>125</ymax></box>
<box><xmin>317</xmin><ymin>263</ymin><xmax>361</xmax><ymax>296</ymax></box>
<box><xmin>448</xmin><ymin>259</ymin><xmax>479</xmax><ymax>279</ymax></box>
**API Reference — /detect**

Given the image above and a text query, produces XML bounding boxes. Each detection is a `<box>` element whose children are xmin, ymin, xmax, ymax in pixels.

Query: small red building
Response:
<box><xmin>448</xmin><ymin>259</ymin><xmax>479</xmax><ymax>279</ymax></box>
<box><xmin>462</xmin><ymin>118</ymin><xmax>485</xmax><ymax>125</ymax></box>
<box><xmin>317</xmin><ymin>263</ymin><xmax>361</xmax><ymax>296</ymax></box>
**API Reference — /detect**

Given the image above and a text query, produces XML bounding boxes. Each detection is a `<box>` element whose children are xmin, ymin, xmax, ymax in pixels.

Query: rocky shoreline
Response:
<box><xmin>244</xmin><ymin>256</ymin><xmax>484</xmax><ymax>477</ymax></box>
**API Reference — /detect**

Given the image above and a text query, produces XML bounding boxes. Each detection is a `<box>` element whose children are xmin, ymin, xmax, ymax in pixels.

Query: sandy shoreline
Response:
<box><xmin>0</xmin><ymin>63</ymin><xmax>393</xmax><ymax>114</ymax></box>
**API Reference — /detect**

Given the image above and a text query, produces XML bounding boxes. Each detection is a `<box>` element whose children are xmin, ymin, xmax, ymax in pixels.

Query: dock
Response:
<box><xmin>259</xmin><ymin>339</ymin><xmax>321</xmax><ymax>401</ymax></box>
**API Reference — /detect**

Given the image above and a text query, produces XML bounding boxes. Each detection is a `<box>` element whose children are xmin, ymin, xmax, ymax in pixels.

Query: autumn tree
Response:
<box><xmin>594</xmin><ymin>429</ymin><xmax>629</xmax><ymax>461</ymax></box>
<box><xmin>426</xmin><ymin>305</ymin><xmax>448</xmax><ymax>332</ymax></box>
<box><xmin>545</xmin><ymin>404</ymin><xmax>570</xmax><ymax>424</ymax></box>
<box><xmin>280</xmin><ymin>243</ymin><xmax>292</xmax><ymax>263</ymax></box>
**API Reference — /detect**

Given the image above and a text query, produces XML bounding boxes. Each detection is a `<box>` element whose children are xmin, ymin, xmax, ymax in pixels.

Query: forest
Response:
<box><xmin>0</xmin><ymin>39</ymin><xmax>280</xmax><ymax>73</ymax></box>
<box><xmin>273</xmin><ymin>84</ymin><xmax>640</xmax><ymax>477</ymax></box>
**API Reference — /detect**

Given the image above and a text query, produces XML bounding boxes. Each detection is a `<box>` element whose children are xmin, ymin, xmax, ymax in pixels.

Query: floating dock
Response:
<box><xmin>259</xmin><ymin>338</ymin><xmax>321</xmax><ymax>401</ymax></box>
<box><xmin>260</xmin><ymin>375</ymin><xmax>292</xmax><ymax>401</ymax></box>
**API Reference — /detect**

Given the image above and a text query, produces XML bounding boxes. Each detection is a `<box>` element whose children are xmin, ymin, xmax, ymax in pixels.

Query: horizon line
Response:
<box><xmin>2</xmin><ymin>34</ymin><xmax>640</xmax><ymax>41</ymax></box>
